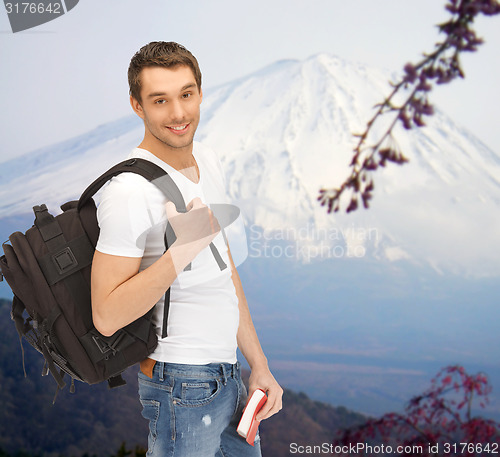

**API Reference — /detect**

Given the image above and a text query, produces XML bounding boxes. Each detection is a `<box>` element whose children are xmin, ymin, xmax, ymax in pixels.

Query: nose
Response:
<box><xmin>169</xmin><ymin>99</ymin><xmax>185</xmax><ymax>123</ymax></box>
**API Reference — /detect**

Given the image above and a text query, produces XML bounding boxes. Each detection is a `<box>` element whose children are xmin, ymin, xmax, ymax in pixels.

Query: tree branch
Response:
<box><xmin>319</xmin><ymin>0</ymin><xmax>500</xmax><ymax>213</ymax></box>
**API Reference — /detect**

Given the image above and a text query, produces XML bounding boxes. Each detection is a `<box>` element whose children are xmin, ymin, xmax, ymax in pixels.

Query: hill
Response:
<box><xmin>0</xmin><ymin>298</ymin><xmax>366</xmax><ymax>457</ymax></box>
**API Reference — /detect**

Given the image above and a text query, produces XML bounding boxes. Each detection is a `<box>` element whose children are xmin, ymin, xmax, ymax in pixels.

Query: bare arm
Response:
<box><xmin>91</xmin><ymin>197</ymin><xmax>219</xmax><ymax>336</ymax></box>
<box><xmin>227</xmin><ymin>248</ymin><xmax>283</xmax><ymax>420</ymax></box>
<box><xmin>91</xmin><ymin>249</ymin><xmax>185</xmax><ymax>336</ymax></box>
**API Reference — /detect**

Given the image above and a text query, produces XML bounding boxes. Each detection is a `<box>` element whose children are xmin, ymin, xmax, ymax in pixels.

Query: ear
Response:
<box><xmin>199</xmin><ymin>88</ymin><xmax>203</xmax><ymax>104</ymax></box>
<box><xmin>130</xmin><ymin>95</ymin><xmax>145</xmax><ymax>120</ymax></box>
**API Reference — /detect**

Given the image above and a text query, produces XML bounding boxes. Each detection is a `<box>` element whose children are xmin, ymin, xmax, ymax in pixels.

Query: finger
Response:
<box><xmin>209</xmin><ymin>209</ymin><xmax>220</xmax><ymax>234</ymax></box>
<box><xmin>256</xmin><ymin>391</ymin><xmax>273</xmax><ymax>421</ymax></box>
<box><xmin>189</xmin><ymin>197</ymin><xmax>207</xmax><ymax>209</ymax></box>
<box><xmin>263</xmin><ymin>398</ymin><xmax>282</xmax><ymax>420</ymax></box>
<box><xmin>257</xmin><ymin>389</ymin><xmax>282</xmax><ymax>421</ymax></box>
<box><xmin>256</xmin><ymin>399</ymin><xmax>275</xmax><ymax>421</ymax></box>
<box><xmin>165</xmin><ymin>201</ymin><xmax>179</xmax><ymax>218</ymax></box>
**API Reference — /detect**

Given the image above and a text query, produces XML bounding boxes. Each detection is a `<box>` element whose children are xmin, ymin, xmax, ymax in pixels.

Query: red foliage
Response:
<box><xmin>332</xmin><ymin>365</ymin><xmax>500</xmax><ymax>456</ymax></box>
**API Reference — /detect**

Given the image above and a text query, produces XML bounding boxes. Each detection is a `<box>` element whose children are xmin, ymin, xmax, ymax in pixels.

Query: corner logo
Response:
<box><xmin>3</xmin><ymin>0</ymin><xmax>79</xmax><ymax>33</ymax></box>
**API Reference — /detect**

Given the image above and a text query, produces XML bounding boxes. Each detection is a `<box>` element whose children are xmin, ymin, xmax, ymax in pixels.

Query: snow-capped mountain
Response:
<box><xmin>1</xmin><ymin>53</ymin><xmax>499</xmax><ymax>276</ymax></box>
<box><xmin>2</xmin><ymin>54</ymin><xmax>500</xmax><ymax>418</ymax></box>
<box><xmin>197</xmin><ymin>54</ymin><xmax>500</xmax><ymax>276</ymax></box>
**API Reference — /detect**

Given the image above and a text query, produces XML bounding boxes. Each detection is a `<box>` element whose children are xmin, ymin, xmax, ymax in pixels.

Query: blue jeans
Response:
<box><xmin>138</xmin><ymin>361</ymin><xmax>262</xmax><ymax>457</ymax></box>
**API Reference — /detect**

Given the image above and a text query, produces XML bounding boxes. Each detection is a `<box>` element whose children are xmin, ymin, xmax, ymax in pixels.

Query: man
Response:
<box><xmin>91</xmin><ymin>41</ymin><xmax>282</xmax><ymax>456</ymax></box>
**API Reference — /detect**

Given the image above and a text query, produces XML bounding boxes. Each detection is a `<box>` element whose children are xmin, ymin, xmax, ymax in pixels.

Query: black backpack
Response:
<box><xmin>0</xmin><ymin>157</ymin><xmax>227</xmax><ymax>395</ymax></box>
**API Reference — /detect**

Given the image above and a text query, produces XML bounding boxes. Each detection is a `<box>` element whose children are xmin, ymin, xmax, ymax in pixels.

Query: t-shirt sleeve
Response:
<box><xmin>95</xmin><ymin>175</ymin><xmax>154</xmax><ymax>258</ymax></box>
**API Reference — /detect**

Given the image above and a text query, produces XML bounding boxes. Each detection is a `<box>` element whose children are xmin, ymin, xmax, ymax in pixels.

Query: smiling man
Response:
<box><xmin>90</xmin><ymin>42</ymin><xmax>282</xmax><ymax>456</ymax></box>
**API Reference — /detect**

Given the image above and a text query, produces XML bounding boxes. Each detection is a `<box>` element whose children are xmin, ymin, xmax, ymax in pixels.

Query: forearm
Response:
<box><xmin>226</xmin><ymin>249</ymin><xmax>267</xmax><ymax>368</ymax></box>
<box><xmin>236</xmin><ymin>285</ymin><xmax>269</xmax><ymax>371</ymax></box>
<box><xmin>228</xmin><ymin>250</ymin><xmax>283</xmax><ymax>419</ymax></box>
<box><xmin>91</xmin><ymin>242</ymin><xmax>197</xmax><ymax>336</ymax></box>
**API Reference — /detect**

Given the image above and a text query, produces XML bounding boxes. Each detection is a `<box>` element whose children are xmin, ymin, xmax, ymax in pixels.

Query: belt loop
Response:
<box><xmin>232</xmin><ymin>362</ymin><xmax>237</xmax><ymax>379</ymax></box>
<box><xmin>159</xmin><ymin>362</ymin><xmax>165</xmax><ymax>381</ymax></box>
<box><xmin>220</xmin><ymin>364</ymin><xmax>227</xmax><ymax>386</ymax></box>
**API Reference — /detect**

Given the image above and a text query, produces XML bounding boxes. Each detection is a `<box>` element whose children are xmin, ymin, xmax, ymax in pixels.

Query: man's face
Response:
<box><xmin>134</xmin><ymin>65</ymin><xmax>203</xmax><ymax>153</ymax></box>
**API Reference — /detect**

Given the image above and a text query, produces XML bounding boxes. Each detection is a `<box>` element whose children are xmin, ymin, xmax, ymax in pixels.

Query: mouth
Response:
<box><xmin>166</xmin><ymin>123</ymin><xmax>190</xmax><ymax>135</ymax></box>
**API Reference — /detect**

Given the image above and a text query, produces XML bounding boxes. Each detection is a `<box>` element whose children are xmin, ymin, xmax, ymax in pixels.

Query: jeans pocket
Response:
<box><xmin>178</xmin><ymin>379</ymin><xmax>221</xmax><ymax>406</ymax></box>
<box><xmin>140</xmin><ymin>399</ymin><xmax>160</xmax><ymax>454</ymax></box>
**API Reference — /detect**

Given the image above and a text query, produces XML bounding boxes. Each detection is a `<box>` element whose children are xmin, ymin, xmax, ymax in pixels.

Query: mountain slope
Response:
<box><xmin>196</xmin><ymin>54</ymin><xmax>500</xmax><ymax>276</ymax></box>
<box><xmin>1</xmin><ymin>53</ymin><xmax>499</xmax><ymax>276</ymax></box>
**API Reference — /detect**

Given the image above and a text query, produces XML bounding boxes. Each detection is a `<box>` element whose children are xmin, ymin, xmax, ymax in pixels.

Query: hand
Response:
<box><xmin>248</xmin><ymin>367</ymin><xmax>283</xmax><ymax>421</ymax></box>
<box><xmin>165</xmin><ymin>197</ymin><xmax>220</xmax><ymax>250</ymax></box>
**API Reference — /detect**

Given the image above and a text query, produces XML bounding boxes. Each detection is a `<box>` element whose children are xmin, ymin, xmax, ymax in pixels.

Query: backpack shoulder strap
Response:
<box><xmin>77</xmin><ymin>158</ymin><xmax>186</xmax><ymax>212</ymax></box>
<box><xmin>77</xmin><ymin>157</ymin><xmax>227</xmax><ymax>340</ymax></box>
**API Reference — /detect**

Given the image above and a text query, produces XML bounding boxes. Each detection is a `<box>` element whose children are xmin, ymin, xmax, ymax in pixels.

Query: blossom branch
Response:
<box><xmin>318</xmin><ymin>0</ymin><xmax>500</xmax><ymax>213</ymax></box>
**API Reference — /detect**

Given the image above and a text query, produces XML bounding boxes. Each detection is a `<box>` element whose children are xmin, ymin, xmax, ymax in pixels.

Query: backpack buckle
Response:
<box><xmin>92</xmin><ymin>335</ymin><xmax>113</xmax><ymax>355</ymax></box>
<box><xmin>52</xmin><ymin>247</ymin><xmax>78</xmax><ymax>275</ymax></box>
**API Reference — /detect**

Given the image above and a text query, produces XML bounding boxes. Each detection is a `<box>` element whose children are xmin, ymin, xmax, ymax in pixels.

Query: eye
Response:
<box><xmin>155</xmin><ymin>99</ymin><xmax>166</xmax><ymax>105</ymax></box>
<box><xmin>182</xmin><ymin>93</ymin><xmax>192</xmax><ymax>99</ymax></box>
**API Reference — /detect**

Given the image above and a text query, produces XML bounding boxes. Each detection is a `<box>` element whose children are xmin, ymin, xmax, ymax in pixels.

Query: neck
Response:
<box><xmin>138</xmin><ymin>137</ymin><xmax>194</xmax><ymax>171</ymax></box>
<box><xmin>137</xmin><ymin>136</ymin><xmax>199</xmax><ymax>183</ymax></box>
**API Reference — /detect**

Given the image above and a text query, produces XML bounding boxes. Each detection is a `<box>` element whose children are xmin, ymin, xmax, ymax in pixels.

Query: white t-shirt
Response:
<box><xmin>95</xmin><ymin>142</ymin><xmax>240</xmax><ymax>364</ymax></box>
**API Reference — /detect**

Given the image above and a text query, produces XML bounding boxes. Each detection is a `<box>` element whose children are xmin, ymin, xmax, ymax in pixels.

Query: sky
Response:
<box><xmin>0</xmin><ymin>0</ymin><xmax>499</xmax><ymax>163</ymax></box>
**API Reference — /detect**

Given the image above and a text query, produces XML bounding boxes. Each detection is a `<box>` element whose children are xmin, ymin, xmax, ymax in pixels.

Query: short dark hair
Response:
<box><xmin>128</xmin><ymin>41</ymin><xmax>202</xmax><ymax>103</ymax></box>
